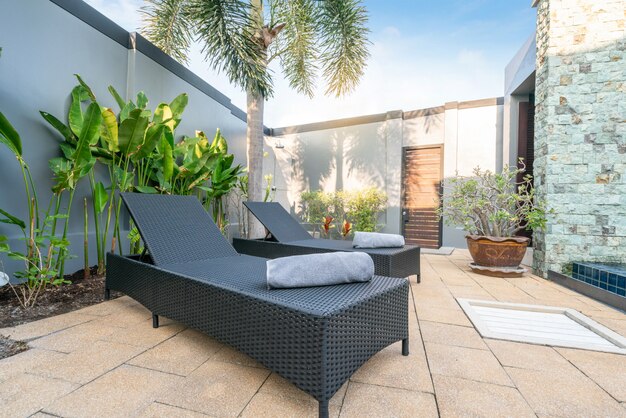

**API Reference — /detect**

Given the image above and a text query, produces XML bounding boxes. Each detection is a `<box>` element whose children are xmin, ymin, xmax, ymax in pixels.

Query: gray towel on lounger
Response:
<box><xmin>352</xmin><ymin>231</ymin><xmax>405</xmax><ymax>248</ymax></box>
<box><xmin>266</xmin><ymin>252</ymin><xmax>374</xmax><ymax>289</ymax></box>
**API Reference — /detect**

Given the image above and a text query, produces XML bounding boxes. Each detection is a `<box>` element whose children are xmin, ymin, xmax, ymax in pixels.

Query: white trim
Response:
<box><xmin>457</xmin><ymin>298</ymin><xmax>626</xmax><ymax>355</ymax></box>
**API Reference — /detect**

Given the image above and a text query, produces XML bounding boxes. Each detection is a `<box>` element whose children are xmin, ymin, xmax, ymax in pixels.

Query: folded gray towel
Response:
<box><xmin>353</xmin><ymin>231</ymin><xmax>405</xmax><ymax>248</ymax></box>
<box><xmin>266</xmin><ymin>252</ymin><xmax>374</xmax><ymax>289</ymax></box>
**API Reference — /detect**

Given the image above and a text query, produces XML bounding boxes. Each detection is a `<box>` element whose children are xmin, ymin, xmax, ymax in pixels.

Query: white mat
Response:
<box><xmin>458</xmin><ymin>299</ymin><xmax>626</xmax><ymax>354</ymax></box>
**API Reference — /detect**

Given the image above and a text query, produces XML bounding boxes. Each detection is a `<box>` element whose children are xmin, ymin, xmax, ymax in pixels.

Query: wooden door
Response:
<box><xmin>402</xmin><ymin>146</ymin><xmax>443</xmax><ymax>248</ymax></box>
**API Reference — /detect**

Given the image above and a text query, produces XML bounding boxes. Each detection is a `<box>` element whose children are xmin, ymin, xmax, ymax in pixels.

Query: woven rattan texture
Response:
<box><xmin>233</xmin><ymin>238</ymin><xmax>421</xmax><ymax>281</ymax></box>
<box><xmin>106</xmin><ymin>253</ymin><xmax>408</xmax><ymax>403</ymax></box>
<box><xmin>244</xmin><ymin>201</ymin><xmax>314</xmax><ymax>242</ymax></box>
<box><xmin>120</xmin><ymin>193</ymin><xmax>237</xmax><ymax>265</ymax></box>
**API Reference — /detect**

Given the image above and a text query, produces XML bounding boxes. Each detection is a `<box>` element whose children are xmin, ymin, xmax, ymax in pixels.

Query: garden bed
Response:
<box><xmin>0</xmin><ymin>266</ymin><xmax>121</xmax><ymax>329</ymax></box>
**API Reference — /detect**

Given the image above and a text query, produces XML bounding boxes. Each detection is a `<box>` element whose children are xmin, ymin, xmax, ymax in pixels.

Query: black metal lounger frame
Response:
<box><xmin>233</xmin><ymin>201</ymin><xmax>421</xmax><ymax>281</ymax></box>
<box><xmin>105</xmin><ymin>193</ymin><xmax>409</xmax><ymax>418</ymax></box>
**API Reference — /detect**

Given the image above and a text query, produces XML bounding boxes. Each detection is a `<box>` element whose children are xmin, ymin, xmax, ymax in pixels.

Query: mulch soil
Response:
<box><xmin>0</xmin><ymin>266</ymin><xmax>122</xmax><ymax>359</ymax></box>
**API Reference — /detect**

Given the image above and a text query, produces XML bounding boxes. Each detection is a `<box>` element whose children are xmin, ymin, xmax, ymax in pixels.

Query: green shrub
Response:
<box><xmin>300</xmin><ymin>187</ymin><xmax>387</xmax><ymax>237</ymax></box>
<box><xmin>344</xmin><ymin>188</ymin><xmax>387</xmax><ymax>232</ymax></box>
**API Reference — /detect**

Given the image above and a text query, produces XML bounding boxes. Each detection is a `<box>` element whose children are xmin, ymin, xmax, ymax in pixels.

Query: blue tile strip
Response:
<box><xmin>571</xmin><ymin>262</ymin><xmax>626</xmax><ymax>298</ymax></box>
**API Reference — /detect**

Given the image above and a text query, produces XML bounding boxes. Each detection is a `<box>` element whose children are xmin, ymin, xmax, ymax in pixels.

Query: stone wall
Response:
<box><xmin>533</xmin><ymin>0</ymin><xmax>626</xmax><ymax>275</ymax></box>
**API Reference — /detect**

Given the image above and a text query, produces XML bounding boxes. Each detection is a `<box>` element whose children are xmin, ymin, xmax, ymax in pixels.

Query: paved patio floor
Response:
<box><xmin>1</xmin><ymin>250</ymin><xmax>626</xmax><ymax>417</ymax></box>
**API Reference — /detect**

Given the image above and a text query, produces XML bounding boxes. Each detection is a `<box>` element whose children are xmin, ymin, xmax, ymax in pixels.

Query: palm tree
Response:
<box><xmin>141</xmin><ymin>0</ymin><xmax>370</xmax><ymax>236</ymax></box>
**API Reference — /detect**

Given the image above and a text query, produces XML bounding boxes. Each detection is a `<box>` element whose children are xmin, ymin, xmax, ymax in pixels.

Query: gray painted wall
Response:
<box><xmin>0</xmin><ymin>0</ymin><xmax>248</xmax><ymax>278</ymax></box>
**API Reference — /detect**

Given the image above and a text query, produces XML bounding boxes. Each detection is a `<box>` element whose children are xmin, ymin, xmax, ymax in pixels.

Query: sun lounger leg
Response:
<box><xmin>319</xmin><ymin>400</ymin><xmax>329</xmax><ymax>418</ymax></box>
<box><xmin>402</xmin><ymin>338</ymin><xmax>409</xmax><ymax>356</ymax></box>
<box><xmin>152</xmin><ymin>313</ymin><xmax>159</xmax><ymax>328</ymax></box>
<box><xmin>104</xmin><ymin>288</ymin><xmax>110</xmax><ymax>300</ymax></box>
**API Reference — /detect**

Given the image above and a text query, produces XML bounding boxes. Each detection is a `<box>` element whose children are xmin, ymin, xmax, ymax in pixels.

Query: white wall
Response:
<box><xmin>268</xmin><ymin>100</ymin><xmax>504</xmax><ymax>246</ymax></box>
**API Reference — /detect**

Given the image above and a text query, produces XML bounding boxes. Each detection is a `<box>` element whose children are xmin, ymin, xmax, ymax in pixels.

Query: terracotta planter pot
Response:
<box><xmin>466</xmin><ymin>235</ymin><xmax>530</xmax><ymax>268</ymax></box>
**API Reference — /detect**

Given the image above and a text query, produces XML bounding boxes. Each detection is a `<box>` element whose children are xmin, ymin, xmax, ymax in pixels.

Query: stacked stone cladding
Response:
<box><xmin>533</xmin><ymin>0</ymin><xmax>626</xmax><ymax>275</ymax></box>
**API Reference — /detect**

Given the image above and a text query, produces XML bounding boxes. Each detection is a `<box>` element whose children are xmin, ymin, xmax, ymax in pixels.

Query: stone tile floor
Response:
<box><xmin>1</xmin><ymin>250</ymin><xmax>626</xmax><ymax>417</ymax></box>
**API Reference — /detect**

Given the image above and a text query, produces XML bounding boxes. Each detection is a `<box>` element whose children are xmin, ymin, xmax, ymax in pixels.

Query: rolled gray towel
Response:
<box><xmin>353</xmin><ymin>231</ymin><xmax>405</xmax><ymax>248</ymax></box>
<box><xmin>266</xmin><ymin>252</ymin><xmax>374</xmax><ymax>289</ymax></box>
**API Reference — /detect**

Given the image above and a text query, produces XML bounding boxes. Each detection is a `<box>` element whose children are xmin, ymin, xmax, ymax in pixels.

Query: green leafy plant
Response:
<box><xmin>300</xmin><ymin>187</ymin><xmax>387</xmax><ymax>237</ymax></box>
<box><xmin>0</xmin><ymin>112</ymin><xmax>71</xmax><ymax>308</ymax></box>
<box><xmin>344</xmin><ymin>188</ymin><xmax>387</xmax><ymax>233</ymax></box>
<box><xmin>438</xmin><ymin>161</ymin><xmax>550</xmax><ymax>237</ymax></box>
<box><xmin>42</xmin><ymin>76</ymin><xmax>189</xmax><ymax>264</ymax></box>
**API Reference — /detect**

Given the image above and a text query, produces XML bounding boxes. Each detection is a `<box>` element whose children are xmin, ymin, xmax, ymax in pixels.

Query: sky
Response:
<box><xmin>83</xmin><ymin>0</ymin><xmax>536</xmax><ymax>128</ymax></box>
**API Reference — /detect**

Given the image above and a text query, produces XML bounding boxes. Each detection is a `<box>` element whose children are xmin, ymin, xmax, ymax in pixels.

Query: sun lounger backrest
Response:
<box><xmin>244</xmin><ymin>201</ymin><xmax>314</xmax><ymax>242</ymax></box>
<box><xmin>120</xmin><ymin>193</ymin><xmax>238</xmax><ymax>265</ymax></box>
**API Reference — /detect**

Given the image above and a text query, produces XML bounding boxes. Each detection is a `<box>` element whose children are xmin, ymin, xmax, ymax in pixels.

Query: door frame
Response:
<box><xmin>401</xmin><ymin>144</ymin><xmax>444</xmax><ymax>248</ymax></box>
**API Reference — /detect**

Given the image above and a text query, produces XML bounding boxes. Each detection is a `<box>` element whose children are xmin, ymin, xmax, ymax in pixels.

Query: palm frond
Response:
<box><xmin>317</xmin><ymin>0</ymin><xmax>370</xmax><ymax>97</ymax></box>
<box><xmin>190</xmin><ymin>0</ymin><xmax>273</xmax><ymax>97</ymax></box>
<box><xmin>141</xmin><ymin>0</ymin><xmax>194</xmax><ymax>64</ymax></box>
<box><xmin>273</xmin><ymin>0</ymin><xmax>318</xmax><ymax>98</ymax></box>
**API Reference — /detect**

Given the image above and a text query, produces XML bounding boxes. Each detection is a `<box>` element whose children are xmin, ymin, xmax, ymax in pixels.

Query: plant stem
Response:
<box><xmin>88</xmin><ymin>172</ymin><xmax>103</xmax><ymax>272</ymax></box>
<box><xmin>84</xmin><ymin>197</ymin><xmax>89</xmax><ymax>280</ymax></box>
<box><xmin>56</xmin><ymin>188</ymin><xmax>75</xmax><ymax>279</ymax></box>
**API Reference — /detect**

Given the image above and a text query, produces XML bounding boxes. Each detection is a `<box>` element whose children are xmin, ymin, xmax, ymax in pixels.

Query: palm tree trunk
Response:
<box><xmin>246</xmin><ymin>88</ymin><xmax>266</xmax><ymax>238</ymax></box>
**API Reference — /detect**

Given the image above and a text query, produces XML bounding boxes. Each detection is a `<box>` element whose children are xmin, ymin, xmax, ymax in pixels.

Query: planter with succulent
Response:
<box><xmin>439</xmin><ymin>161</ymin><xmax>549</xmax><ymax>275</ymax></box>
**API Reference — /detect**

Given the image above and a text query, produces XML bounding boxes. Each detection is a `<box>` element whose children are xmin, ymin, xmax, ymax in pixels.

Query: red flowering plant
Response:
<box><xmin>321</xmin><ymin>216</ymin><xmax>334</xmax><ymax>238</ymax></box>
<box><xmin>341</xmin><ymin>220</ymin><xmax>352</xmax><ymax>239</ymax></box>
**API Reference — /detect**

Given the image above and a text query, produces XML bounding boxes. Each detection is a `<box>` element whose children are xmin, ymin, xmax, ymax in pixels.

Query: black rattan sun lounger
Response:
<box><xmin>233</xmin><ymin>201</ymin><xmax>421</xmax><ymax>282</ymax></box>
<box><xmin>105</xmin><ymin>193</ymin><xmax>409</xmax><ymax>418</ymax></box>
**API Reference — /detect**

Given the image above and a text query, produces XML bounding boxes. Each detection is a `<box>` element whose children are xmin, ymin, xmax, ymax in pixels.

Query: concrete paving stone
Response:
<box><xmin>74</xmin><ymin>296</ymin><xmax>140</xmax><ymax>317</ymax></box>
<box><xmin>128</xmin><ymin>328</ymin><xmax>224</xmax><ymax>376</ymax></box>
<box><xmin>557</xmin><ymin>347</ymin><xmax>626</xmax><ymax>402</ymax></box>
<box><xmin>210</xmin><ymin>343</ymin><xmax>266</xmax><ymax>369</ymax></box>
<box><xmin>340</xmin><ymin>382</ymin><xmax>438</xmax><ymax>418</ymax></box>
<box><xmin>32</xmin><ymin>339</ymin><xmax>145</xmax><ymax>384</ymax></box>
<box><xmin>351</xmin><ymin>337</ymin><xmax>434</xmax><ymax>394</ymax></box>
<box><xmin>433</xmin><ymin>375</ymin><xmax>535</xmax><ymax>418</ymax></box>
<box><xmin>98</xmin><ymin>303</ymin><xmax>153</xmax><ymax>328</ymax></box>
<box><xmin>0</xmin><ymin>311</ymin><xmax>99</xmax><ymax>341</ymax></box>
<box><xmin>0</xmin><ymin>373</ymin><xmax>78</xmax><ymax>418</ymax></box>
<box><xmin>485</xmin><ymin>339</ymin><xmax>572</xmax><ymax>372</ymax></box>
<box><xmin>241</xmin><ymin>391</ymin><xmax>341</xmax><ymax>418</ymax></box>
<box><xmin>156</xmin><ymin>360</ymin><xmax>270</xmax><ymax>416</ymax></box>
<box><xmin>505</xmin><ymin>365</ymin><xmax>626</xmax><ymax>417</ymax></box>
<box><xmin>0</xmin><ymin>348</ymin><xmax>67</xmax><ymax>383</ymax></box>
<box><xmin>137</xmin><ymin>401</ymin><xmax>213</xmax><ymax>417</ymax></box>
<box><xmin>101</xmin><ymin>317</ymin><xmax>185</xmax><ymax>348</ymax></box>
<box><xmin>594</xmin><ymin>318</ymin><xmax>626</xmax><ymax>336</ymax></box>
<box><xmin>420</xmin><ymin>321</ymin><xmax>488</xmax><ymax>350</ymax></box>
<box><xmin>413</xmin><ymin>295</ymin><xmax>460</xmax><ymax>311</ymax></box>
<box><xmin>415</xmin><ymin>305</ymin><xmax>473</xmax><ymax>327</ymax></box>
<box><xmin>45</xmin><ymin>364</ymin><xmax>183</xmax><ymax>418</ymax></box>
<box><xmin>29</xmin><ymin>320</ymin><xmax>120</xmax><ymax>353</ymax></box>
<box><xmin>439</xmin><ymin>275</ymin><xmax>475</xmax><ymax>287</ymax></box>
<box><xmin>584</xmin><ymin>308</ymin><xmax>626</xmax><ymax>320</ymax></box>
<box><xmin>425</xmin><ymin>342</ymin><xmax>513</xmax><ymax>387</ymax></box>
<box><xmin>445</xmin><ymin>285</ymin><xmax>495</xmax><ymax>300</ymax></box>
<box><xmin>260</xmin><ymin>372</ymin><xmax>348</xmax><ymax>405</ymax></box>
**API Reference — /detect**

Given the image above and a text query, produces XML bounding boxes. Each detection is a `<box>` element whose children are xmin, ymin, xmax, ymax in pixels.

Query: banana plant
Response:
<box><xmin>105</xmin><ymin>87</ymin><xmax>188</xmax><ymax>254</ymax></box>
<box><xmin>41</xmin><ymin>76</ymin><xmax>106</xmax><ymax>276</ymax></box>
<box><xmin>0</xmin><ymin>112</ymin><xmax>71</xmax><ymax>308</ymax></box>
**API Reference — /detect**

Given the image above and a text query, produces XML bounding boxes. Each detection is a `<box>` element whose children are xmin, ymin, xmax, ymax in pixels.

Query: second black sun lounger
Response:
<box><xmin>105</xmin><ymin>193</ymin><xmax>409</xmax><ymax>418</ymax></box>
<box><xmin>233</xmin><ymin>201</ymin><xmax>421</xmax><ymax>282</ymax></box>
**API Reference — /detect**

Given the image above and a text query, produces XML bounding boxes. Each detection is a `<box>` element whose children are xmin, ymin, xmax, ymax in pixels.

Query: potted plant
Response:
<box><xmin>439</xmin><ymin>161</ymin><xmax>549</xmax><ymax>272</ymax></box>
